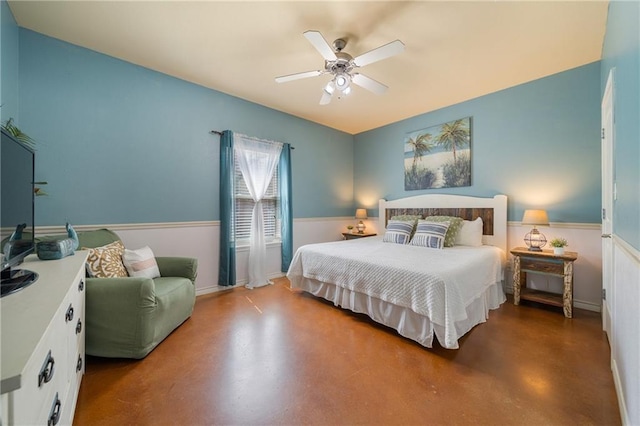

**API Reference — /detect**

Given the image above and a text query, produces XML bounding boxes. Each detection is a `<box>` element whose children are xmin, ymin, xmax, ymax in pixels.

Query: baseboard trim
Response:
<box><xmin>611</xmin><ymin>358</ymin><xmax>630</xmax><ymax>426</ymax></box>
<box><xmin>573</xmin><ymin>300</ymin><xmax>601</xmax><ymax>313</ymax></box>
<box><xmin>503</xmin><ymin>289</ymin><xmax>601</xmax><ymax>313</ymax></box>
<box><xmin>195</xmin><ymin>272</ymin><xmax>286</xmax><ymax>296</ymax></box>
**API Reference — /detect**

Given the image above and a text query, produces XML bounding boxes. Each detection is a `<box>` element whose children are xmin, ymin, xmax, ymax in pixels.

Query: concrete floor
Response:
<box><xmin>74</xmin><ymin>278</ymin><xmax>621</xmax><ymax>425</ymax></box>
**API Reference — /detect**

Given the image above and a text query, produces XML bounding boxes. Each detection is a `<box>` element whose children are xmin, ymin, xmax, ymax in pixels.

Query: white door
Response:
<box><xmin>601</xmin><ymin>69</ymin><xmax>614</xmax><ymax>340</ymax></box>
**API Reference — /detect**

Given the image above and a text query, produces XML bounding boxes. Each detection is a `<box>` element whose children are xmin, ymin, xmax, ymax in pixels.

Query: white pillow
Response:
<box><xmin>455</xmin><ymin>217</ymin><xmax>483</xmax><ymax>247</ymax></box>
<box><xmin>122</xmin><ymin>246</ymin><xmax>161</xmax><ymax>279</ymax></box>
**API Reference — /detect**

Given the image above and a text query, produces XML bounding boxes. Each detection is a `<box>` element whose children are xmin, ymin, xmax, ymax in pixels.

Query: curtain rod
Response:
<box><xmin>210</xmin><ymin>130</ymin><xmax>294</xmax><ymax>149</ymax></box>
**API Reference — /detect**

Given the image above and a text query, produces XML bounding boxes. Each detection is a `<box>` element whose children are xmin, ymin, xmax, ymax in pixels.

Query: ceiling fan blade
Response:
<box><xmin>352</xmin><ymin>73</ymin><xmax>388</xmax><ymax>95</ymax></box>
<box><xmin>275</xmin><ymin>70</ymin><xmax>323</xmax><ymax>83</ymax></box>
<box><xmin>319</xmin><ymin>90</ymin><xmax>333</xmax><ymax>105</ymax></box>
<box><xmin>304</xmin><ymin>30</ymin><xmax>338</xmax><ymax>61</ymax></box>
<box><xmin>353</xmin><ymin>40</ymin><xmax>405</xmax><ymax>67</ymax></box>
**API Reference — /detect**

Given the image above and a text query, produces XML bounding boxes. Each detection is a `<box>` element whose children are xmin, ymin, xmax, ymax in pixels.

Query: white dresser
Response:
<box><xmin>1</xmin><ymin>252</ymin><xmax>88</xmax><ymax>426</ymax></box>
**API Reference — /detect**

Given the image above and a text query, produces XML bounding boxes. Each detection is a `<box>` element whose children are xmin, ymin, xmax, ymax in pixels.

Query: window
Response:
<box><xmin>233</xmin><ymin>150</ymin><xmax>280</xmax><ymax>243</ymax></box>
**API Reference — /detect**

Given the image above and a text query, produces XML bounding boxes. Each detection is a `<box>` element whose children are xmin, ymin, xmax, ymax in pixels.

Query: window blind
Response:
<box><xmin>233</xmin><ymin>151</ymin><xmax>281</xmax><ymax>243</ymax></box>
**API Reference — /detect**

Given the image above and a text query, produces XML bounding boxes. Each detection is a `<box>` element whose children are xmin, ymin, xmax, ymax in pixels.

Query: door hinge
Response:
<box><xmin>602</xmin><ymin>288</ymin><xmax>606</xmax><ymax>300</ymax></box>
<box><xmin>602</xmin><ymin>128</ymin><xmax>605</xmax><ymax>139</ymax></box>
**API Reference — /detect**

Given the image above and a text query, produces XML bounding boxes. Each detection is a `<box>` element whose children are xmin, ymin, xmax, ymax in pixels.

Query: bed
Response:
<box><xmin>287</xmin><ymin>194</ymin><xmax>508</xmax><ymax>349</ymax></box>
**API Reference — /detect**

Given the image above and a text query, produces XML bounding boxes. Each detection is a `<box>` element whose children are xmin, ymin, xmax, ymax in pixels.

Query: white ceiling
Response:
<box><xmin>9</xmin><ymin>1</ymin><xmax>608</xmax><ymax>135</ymax></box>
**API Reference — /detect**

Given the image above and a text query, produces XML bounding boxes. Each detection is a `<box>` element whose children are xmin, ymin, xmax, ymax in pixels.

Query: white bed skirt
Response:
<box><xmin>293</xmin><ymin>278</ymin><xmax>506</xmax><ymax>349</ymax></box>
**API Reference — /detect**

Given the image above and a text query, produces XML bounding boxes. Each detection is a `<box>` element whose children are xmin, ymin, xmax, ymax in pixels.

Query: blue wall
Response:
<box><xmin>1</xmin><ymin>0</ymin><xmax>19</xmax><ymax>122</ymax></box>
<box><xmin>17</xmin><ymin>29</ymin><xmax>354</xmax><ymax>226</ymax></box>
<box><xmin>7</xmin><ymin>5</ymin><xmax>613</xmax><ymax>229</ymax></box>
<box><xmin>354</xmin><ymin>62</ymin><xmax>602</xmax><ymax>224</ymax></box>
<box><xmin>601</xmin><ymin>0</ymin><xmax>640</xmax><ymax>250</ymax></box>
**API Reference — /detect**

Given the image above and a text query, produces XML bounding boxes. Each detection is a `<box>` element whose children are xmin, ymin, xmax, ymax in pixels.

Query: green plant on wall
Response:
<box><xmin>1</xmin><ymin>118</ymin><xmax>48</xmax><ymax>195</ymax></box>
<box><xmin>2</xmin><ymin>118</ymin><xmax>36</xmax><ymax>149</ymax></box>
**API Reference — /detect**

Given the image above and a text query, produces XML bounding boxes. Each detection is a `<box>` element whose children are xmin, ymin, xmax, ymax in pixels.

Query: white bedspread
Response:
<box><xmin>287</xmin><ymin>237</ymin><xmax>505</xmax><ymax>348</ymax></box>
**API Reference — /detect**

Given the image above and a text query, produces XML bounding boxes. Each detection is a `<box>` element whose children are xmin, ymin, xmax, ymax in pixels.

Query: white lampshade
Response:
<box><xmin>522</xmin><ymin>209</ymin><xmax>549</xmax><ymax>226</ymax></box>
<box><xmin>355</xmin><ymin>209</ymin><xmax>368</xmax><ymax>219</ymax></box>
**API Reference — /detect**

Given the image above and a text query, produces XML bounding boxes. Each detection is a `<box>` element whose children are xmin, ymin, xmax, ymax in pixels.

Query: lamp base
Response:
<box><xmin>524</xmin><ymin>228</ymin><xmax>547</xmax><ymax>252</ymax></box>
<box><xmin>356</xmin><ymin>221</ymin><xmax>366</xmax><ymax>234</ymax></box>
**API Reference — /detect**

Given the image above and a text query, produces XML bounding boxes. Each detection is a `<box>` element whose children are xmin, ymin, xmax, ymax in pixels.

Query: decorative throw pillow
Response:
<box><xmin>390</xmin><ymin>214</ymin><xmax>421</xmax><ymax>237</ymax></box>
<box><xmin>409</xmin><ymin>220</ymin><xmax>450</xmax><ymax>249</ymax></box>
<box><xmin>424</xmin><ymin>216</ymin><xmax>464</xmax><ymax>247</ymax></box>
<box><xmin>455</xmin><ymin>217</ymin><xmax>484</xmax><ymax>247</ymax></box>
<box><xmin>84</xmin><ymin>241</ymin><xmax>128</xmax><ymax>278</ymax></box>
<box><xmin>382</xmin><ymin>220</ymin><xmax>415</xmax><ymax>244</ymax></box>
<box><xmin>123</xmin><ymin>246</ymin><xmax>161</xmax><ymax>279</ymax></box>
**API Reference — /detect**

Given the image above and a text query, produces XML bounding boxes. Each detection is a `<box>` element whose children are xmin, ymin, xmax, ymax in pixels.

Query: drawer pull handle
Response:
<box><xmin>78</xmin><ymin>279</ymin><xmax>85</xmax><ymax>292</ymax></box>
<box><xmin>38</xmin><ymin>350</ymin><xmax>55</xmax><ymax>387</ymax></box>
<box><xmin>76</xmin><ymin>319</ymin><xmax>83</xmax><ymax>334</ymax></box>
<box><xmin>76</xmin><ymin>355</ymin><xmax>83</xmax><ymax>373</ymax></box>
<box><xmin>65</xmin><ymin>304</ymin><xmax>74</xmax><ymax>322</ymax></box>
<box><xmin>47</xmin><ymin>393</ymin><xmax>61</xmax><ymax>426</ymax></box>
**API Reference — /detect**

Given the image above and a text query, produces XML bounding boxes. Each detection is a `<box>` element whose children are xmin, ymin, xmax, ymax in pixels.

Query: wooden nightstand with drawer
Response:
<box><xmin>510</xmin><ymin>247</ymin><xmax>579</xmax><ymax>318</ymax></box>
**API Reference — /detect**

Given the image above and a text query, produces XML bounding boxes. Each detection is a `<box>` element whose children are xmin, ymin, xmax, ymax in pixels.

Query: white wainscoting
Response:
<box><xmin>37</xmin><ymin>222</ymin><xmax>221</xmax><ymax>295</ymax></box>
<box><xmin>37</xmin><ymin>218</ymin><xmax>352</xmax><ymax>296</ymax></box>
<box><xmin>610</xmin><ymin>236</ymin><xmax>640</xmax><ymax>426</ymax></box>
<box><xmin>37</xmin><ymin>219</ymin><xmax>603</xmax><ymax>308</ymax></box>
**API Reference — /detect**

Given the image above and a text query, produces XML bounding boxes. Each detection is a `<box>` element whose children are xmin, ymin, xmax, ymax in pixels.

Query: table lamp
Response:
<box><xmin>522</xmin><ymin>209</ymin><xmax>549</xmax><ymax>251</ymax></box>
<box><xmin>355</xmin><ymin>209</ymin><xmax>368</xmax><ymax>234</ymax></box>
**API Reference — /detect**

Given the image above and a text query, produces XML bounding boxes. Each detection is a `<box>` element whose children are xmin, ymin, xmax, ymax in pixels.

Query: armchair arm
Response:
<box><xmin>85</xmin><ymin>277</ymin><xmax>157</xmax><ymax>358</ymax></box>
<box><xmin>155</xmin><ymin>257</ymin><xmax>198</xmax><ymax>283</ymax></box>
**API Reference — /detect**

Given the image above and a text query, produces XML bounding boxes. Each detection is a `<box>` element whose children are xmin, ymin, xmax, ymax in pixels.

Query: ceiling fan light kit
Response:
<box><xmin>275</xmin><ymin>30</ymin><xmax>404</xmax><ymax>105</ymax></box>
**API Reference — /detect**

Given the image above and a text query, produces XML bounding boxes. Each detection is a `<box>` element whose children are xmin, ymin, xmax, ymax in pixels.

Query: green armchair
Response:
<box><xmin>77</xmin><ymin>229</ymin><xmax>197</xmax><ymax>359</ymax></box>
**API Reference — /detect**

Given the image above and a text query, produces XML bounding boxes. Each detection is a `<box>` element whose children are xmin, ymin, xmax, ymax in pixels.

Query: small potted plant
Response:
<box><xmin>346</xmin><ymin>225</ymin><xmax>354</xmax><ymax>234</ymax></box>
<box><xmin>550</xmin><ymin>237</ymin><xmax>568</xmax><ymax>255</ymax></box>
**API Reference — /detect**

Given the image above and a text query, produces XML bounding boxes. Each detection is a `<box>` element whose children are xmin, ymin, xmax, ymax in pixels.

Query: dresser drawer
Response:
<box><xmin>11</xmin><ymin>307</ymin><xmax>69</xmax><ymax>425</ymax></box>
<box><xmin>520</xmin><ymin>257</ymin><xmax>564</xmax><ymax>275</ymax></box>
<box><xmin>1</xmin><ymin>253</ymin><xmax>88</xmax><ymax>426</ymax></box>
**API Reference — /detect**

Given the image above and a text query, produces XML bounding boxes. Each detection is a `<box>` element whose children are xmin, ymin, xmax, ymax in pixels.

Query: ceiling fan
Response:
<box><xmin>275</xmin><ymin>30</ymin><xmax>405</xmax><ymax>105</ymax></box>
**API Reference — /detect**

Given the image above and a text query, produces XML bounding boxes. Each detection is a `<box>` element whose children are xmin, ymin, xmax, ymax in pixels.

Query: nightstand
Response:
<box><xmin>510</xmin><ymin>247</ymin><xmax>578</xmax><ymax>318</ymax></box>
<box><xmin>342</xmin><ymin>232</ymin><xmax>377</xmax><ymax>240</ymax></box>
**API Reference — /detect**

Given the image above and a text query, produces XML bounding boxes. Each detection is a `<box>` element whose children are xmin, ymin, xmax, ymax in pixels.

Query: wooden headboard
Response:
<box><xmin>378</xmin><ymin>194</ymin><xmax>508</xmax><ymax>252</ymax></box>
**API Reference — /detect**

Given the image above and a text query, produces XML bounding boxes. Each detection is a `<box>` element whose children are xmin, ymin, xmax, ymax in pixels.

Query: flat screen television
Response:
<box><xmin>1</xmin><ymin>128</ymin><xmax>38</xmax><ymax>296</ymax></box>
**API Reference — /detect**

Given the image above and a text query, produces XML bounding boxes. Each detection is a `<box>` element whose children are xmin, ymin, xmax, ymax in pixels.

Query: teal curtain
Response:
<box><xmin>218</xmin><ymin>130</ymin><xmax>236</xmax><ymax>286</ymax></box>
<box><xmin>279</xmin><ymin>143</ymin><xmax>293</xmax><ymax>272</ymax></box>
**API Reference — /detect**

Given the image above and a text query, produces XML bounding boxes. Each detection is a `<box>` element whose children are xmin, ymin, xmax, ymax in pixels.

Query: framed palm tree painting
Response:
<box><xmin>404</xmin><ymin>117</ymin><xmax>471</xmax><ymax>190</ymax></box>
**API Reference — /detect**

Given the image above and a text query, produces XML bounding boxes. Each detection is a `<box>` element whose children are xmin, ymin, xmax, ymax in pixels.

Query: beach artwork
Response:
<box><xmin>404</xmin><ymin>117</ymin><xmax>471</xmax><ymax>190</ymax></box>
